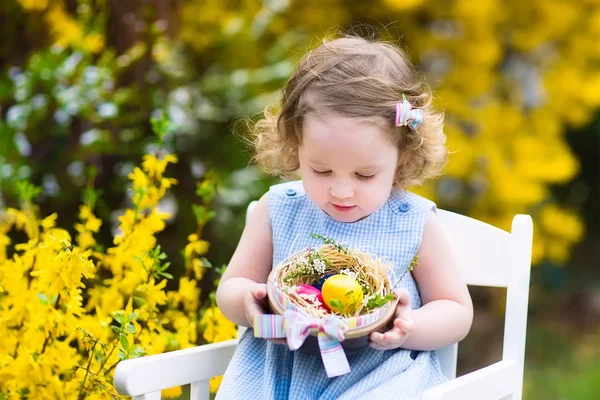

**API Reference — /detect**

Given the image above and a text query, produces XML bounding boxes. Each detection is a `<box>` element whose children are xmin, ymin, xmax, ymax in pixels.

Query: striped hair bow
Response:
<box><xmin>254</xmin><ymin>310</ymin><xmax>350</xmax><ymax>378</ymax></box>
<box><xmin>395</xmin><ymin>94</ymin><xmax>423</xmax><ymax>130</ymax></box>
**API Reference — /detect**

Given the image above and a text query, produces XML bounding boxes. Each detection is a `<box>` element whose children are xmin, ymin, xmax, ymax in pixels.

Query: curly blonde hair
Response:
<box><xmin>251</xmin><ymin>36</ymin><xmax>447</xmax><ymax>188</ymax></box>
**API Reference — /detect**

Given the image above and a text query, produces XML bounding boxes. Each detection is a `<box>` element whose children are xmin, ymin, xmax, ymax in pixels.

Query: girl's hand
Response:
<box><xmin>244</xmin><ymin>283</ymin><xmax>268</xmax><ymax>326</ymax></box>
<box><xmin>369</xmin><ymin>288</ymin><xmax>415</xmax><ymax>351</ymax></box>
<box><xmin>244</xmin><ymin>283</ymin><xmax>286</xmax><ymax>345</ymax></box>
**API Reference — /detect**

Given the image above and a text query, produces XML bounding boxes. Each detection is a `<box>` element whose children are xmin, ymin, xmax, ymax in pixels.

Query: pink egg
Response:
<box><xmin>293</xmin><ymin>284</ymin><xmax>329</xmax><ymax>311</ymax></box>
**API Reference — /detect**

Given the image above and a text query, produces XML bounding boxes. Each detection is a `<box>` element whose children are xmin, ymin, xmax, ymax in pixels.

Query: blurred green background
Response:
<box><xmin>0</xmin><ymin>0</ymin><xmax>598</xmax><ymax>398</ymax></box>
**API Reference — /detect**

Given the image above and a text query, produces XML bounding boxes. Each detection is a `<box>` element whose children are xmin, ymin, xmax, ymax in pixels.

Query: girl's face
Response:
<box><xmin>298</xmin><ymin>110</ymin><xmax>399</xmax><ymax>223</ymax></box>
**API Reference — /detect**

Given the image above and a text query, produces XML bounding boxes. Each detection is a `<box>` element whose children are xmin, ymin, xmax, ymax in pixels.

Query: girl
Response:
<box><xmin>215</xmin><ymin>36</ymin><xmax>473</xmax><ymax>399</ymax></box>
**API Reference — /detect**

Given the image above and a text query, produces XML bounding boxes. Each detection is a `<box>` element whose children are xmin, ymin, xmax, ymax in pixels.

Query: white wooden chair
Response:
<box><xmin>114</xmin><ymin>202</ymin><xmax>533</xmax><ymax>400</ymax></box>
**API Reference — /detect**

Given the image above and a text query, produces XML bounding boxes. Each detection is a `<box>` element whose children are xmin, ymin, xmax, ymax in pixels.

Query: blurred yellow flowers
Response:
<box><xmin>0</xmin><ymin>149</ymin><xmax>236</xmax><ymax>398</ymax></box>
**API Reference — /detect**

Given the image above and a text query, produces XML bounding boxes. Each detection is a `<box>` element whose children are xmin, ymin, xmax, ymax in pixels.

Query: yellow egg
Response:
<box><xmin>321</xmin><ymin>274</ymin><xmax>364</xmax><ymax>315</ymax></box>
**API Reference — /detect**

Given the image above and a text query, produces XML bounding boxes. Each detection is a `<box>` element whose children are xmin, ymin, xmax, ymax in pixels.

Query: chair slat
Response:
<box><xmin>436</xmin><ymin>343</ymin><xmax>458</xmax><ymax>380</ymax></box>
<box><xmin>437</xmin><ymin>210</ymin><xmax>512</xmax><ymax>287</ymax></box>
<box><xmin>114</xmin><ymin>339</ymin><xmax>237</xmax><ymax>396</ymax></box>
<box><xmin>133</xmin><ymin>391</ymin><xmax>160</xmax><ymax>400</ymax></box>
<box><xmin>190</xmin><ymin>380</ymin><xmax>210</xmax><ymax>400</ymax></box>
<box><xmin>422</xmin><ymin>360</ymin><xmax>518</xmax><ymax>400</ymax></box>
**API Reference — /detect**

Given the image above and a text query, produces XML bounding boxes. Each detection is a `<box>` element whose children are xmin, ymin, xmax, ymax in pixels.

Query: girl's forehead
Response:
<box><xmin>302</xmin><ymin>110</ymin><xmax>394</xmax><ymax>148</ymax></box>
<box><xmin>300</xmin><ymin>111</ymin><xmax>398</xmax><ymax>165</ymax></box>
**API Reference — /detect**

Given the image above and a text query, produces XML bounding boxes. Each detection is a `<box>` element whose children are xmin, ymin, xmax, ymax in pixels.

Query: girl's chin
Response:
<box><xmin>326</xmin><ymin>208</ymin><xmax>369</xmax><ymax>223</ymax></box>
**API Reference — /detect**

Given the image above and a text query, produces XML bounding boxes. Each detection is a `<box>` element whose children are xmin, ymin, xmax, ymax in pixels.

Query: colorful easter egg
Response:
<box><xmin>321</xmin><ymin>274</ymin><xmax>364</xmax><ymax>314</ymax></box>
<box><xmin>293</xmin><ymin>284</ymin><xmax>328</xmax><ymax>310</ymax></box>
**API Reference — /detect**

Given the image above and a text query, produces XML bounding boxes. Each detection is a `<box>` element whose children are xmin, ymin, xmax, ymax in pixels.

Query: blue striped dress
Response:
<box><xmin>216</xmin><ymin>180</ymin><xmax>447</xmax><ymax>400</ymax></box>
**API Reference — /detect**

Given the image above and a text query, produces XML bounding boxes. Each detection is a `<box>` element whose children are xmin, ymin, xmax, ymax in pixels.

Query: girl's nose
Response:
<box><xmin>330</xmin><ymin>182</ymin><xmax>354</xmax><ymax>199</ymax></box>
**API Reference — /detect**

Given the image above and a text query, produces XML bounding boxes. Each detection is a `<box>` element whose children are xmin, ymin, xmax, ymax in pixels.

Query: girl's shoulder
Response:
<box><xmin>386</xmin><ymin>189</ymin><xmax>436</xmax><ymax>217</ymax></box>
<box><xmin>268</xmin><ymin>180</ymin><xmax>307</xmax><ymax>200</ymax></box>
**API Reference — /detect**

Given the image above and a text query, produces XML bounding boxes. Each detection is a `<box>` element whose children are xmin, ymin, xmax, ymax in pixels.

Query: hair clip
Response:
<box><xmin>395</xmin><ymin>94</ymin><xmax>423</xmax><ymax>130</ymax></box>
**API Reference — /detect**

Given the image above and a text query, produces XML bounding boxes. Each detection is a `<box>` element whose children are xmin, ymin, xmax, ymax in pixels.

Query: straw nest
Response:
<box><xmin>270</xmin><ymin>236</ymin><xmax>396</xmax><ymax>319</ymax></box>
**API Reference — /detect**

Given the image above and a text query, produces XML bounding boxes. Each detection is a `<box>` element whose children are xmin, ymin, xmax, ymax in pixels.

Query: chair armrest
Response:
<box><xmin>422</xmin><ymin>360</ymin><xmax>519</xmax><ymax>400</ymax></box>
<box><xmin>114</xmin><ymin>339</ymin><xmax>238</xmax><ymax>396</ymax></box>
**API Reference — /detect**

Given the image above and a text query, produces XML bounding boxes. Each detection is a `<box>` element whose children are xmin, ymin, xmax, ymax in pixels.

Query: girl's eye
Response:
<box><xmin>313</xmin><ymin>169</ymin><xmax>331</xmax><ymax>177</ymax></box>
<box><xmin>356</xmin><ymin>173</ymin><xmax>376</xmax><ymax>181</ymax></box>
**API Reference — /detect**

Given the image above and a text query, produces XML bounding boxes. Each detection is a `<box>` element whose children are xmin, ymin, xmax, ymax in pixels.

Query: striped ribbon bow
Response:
<box><xmin>395</xmin><ymin>93</ymin><xmax>423</xmax><ymax>130</ymax></box>
<box><xmin>254</xmin><ymin>310</ymin><xmax>350</xmax><ymax>378</ymax></box>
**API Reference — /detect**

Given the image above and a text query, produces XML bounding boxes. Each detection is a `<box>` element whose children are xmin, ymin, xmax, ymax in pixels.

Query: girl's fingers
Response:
<box><xmin>244</xmin><ymin>293</ymin><xmax>260</xmax><ymax>325</ymax></box>
<box><xmin>394</xmin><ymin>318</ymin><xmax>415</xmax><ymax>334</ymax></box>
<box><xmin>252</xmin><ymin>283</ymin><xmax>268</xmax><ymax>299</ymax></box>
<box><xmin>395</xmin><ymin>288</ymin><xmax>411</xmax><ymax>308</ymax></box>
<box><xmin>246</xmin><ymin>285</ymin><xmax>286</xmax><ymax>345</ymax></box>
<box><xmin>245</xmin><ymin>284</ymin><xmax>268</xmax><ymax>326</ymax></box>
<box><xmin>369</xmin><ymin>342</ymin><xmax>388</xmax><ymax>351</ymax></box>
<box><xmin>393</xmin><ymin>288</ymin><xmax>412</xmax><ymax>321</ymax></box>
<box><xmin>369</xmin><ymin>326</ymin><xmax>406</xmax><ymax>349</ymax></box>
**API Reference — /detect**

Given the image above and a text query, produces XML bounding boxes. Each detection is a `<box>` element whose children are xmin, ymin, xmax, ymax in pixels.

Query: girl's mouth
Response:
<box><xmin>332</xmin><ymin>204</ymin><xmax>356</xmax><ymax>212</ymax></box>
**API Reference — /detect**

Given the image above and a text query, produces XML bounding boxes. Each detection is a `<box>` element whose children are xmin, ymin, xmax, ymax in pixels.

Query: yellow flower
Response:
<box><xmin>47</xmin><ymin>5</ymin><xmax>83</xmax><ymax>48</ymax></box>
<box><xmin>540</xmin><ymin>204</ymin><xmax>584</xmax><ymax>243</ymax></box>
<box><xmin>200</xmin><ymin>307</ymin><xmax>237</xmax><ymax>343</ymax></box>
<box><xmin>0</xmin><ymin>141</ymin><xmax>212</xmax><ymax>398</ymax></box>
<box><xmin>136</xmin><ymin>279</ymin><xmax>168</xmax><ymax>312</ymax></box>
<box><xmin>84</xmin><ymin>33</ymin><xmax>104</xmax><ymax>53</ymax></box>
<box><xmin>142</xmin><ymin>154</ymin><xmax>178</xmax><ymax>180</ymax></box>
<box><xmin>162</xmin><ymin>385</ymin><xmax>183</xmax><ymax>398</ymax></box>
<box><xmin>0</xmin><ymin>233</ymin><xmax>11</xmax><ymax>262</ymax></box>
<box><xmin>382</xmin><ymin>0</ymin><xmax>424</xmax><ymax>11</ymax></box>
<box><xmin>178</xmin><ymin>277</ymin><xmax>200</xmax><ymax>313</ymax></box>
<box><xmin>191</xmin><ymin>258</ymin><xmax>206</xmax><ymax>280</ymax></box>
<box><xmin>7</xmin><ymin>208</ymin><xmax>39</xmax><ymax>239</ymax></box>
<box><xmin>41</xmin><ymin>213</ymin><xmax>58</xmax><ymax>230</ymax></box>
<box><xmin>17</xmin><ymin>0</ymin><xmax>49</xmax><ymax>11</ymax></box>
<box><xmin>210</xmin><ymin>375</ymin><xmax>224</xmax><ymax>393</ymax></box>
<box><xmin>185</xmin><ymin>236</ymin><xmax>210</xmax><ymax>258</ymax></box>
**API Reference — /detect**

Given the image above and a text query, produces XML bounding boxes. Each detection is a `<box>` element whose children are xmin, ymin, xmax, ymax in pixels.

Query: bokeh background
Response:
<box><xmin>0</xmin><ymin>0</ymin><xmax>598</xmax><ymax>398</ymax></box>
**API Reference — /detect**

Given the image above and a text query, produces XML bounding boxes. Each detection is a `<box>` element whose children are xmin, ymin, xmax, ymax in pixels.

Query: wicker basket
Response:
<box><xmin>265</xmin><ymin>243</ymin><xmax>399</xmax><ymax>354</ymax></box>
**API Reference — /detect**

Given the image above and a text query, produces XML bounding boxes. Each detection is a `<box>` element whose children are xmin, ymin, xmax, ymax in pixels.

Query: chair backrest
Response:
<box><xmin>113</xmin><ymin>203</ymin><xmax>532</xmax><ymax>400</ymax></box>
<box><xmin>435</xmin><ymin>209</ymin><xmax>532</xmax><ymax>391</ymax></box>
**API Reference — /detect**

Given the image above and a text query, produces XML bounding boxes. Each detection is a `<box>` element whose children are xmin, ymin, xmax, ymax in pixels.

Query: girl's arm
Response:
<box><xmin>402</xmin><ymin>210</ymin><xmax>473</xmax><ymax>350</ymax></box>
<box><xmin>215</xmin><ymin>193</ymin><xmax>274</xmax><ymax>327</ymax></box>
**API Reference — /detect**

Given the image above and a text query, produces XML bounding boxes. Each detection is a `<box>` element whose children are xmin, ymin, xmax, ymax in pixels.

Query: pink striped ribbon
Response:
<box><xmin>254</xmin><ymin>310</ymin><xmax>350</xmax><ymax>378</ymax></box>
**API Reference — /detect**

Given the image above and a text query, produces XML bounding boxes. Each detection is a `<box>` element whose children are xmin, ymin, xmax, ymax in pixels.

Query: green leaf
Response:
<box><xmin>160</xmin><ymin>272</ymin><xmax>173</xmax><ymax>279</ymax></box>
<box><xmin>129</xmin><ymin>346</ymin><xmax>147</xmax><ymax>359</ymax></box>
<box><xmin>124</xmin><ymin>324</ymin><xmax>136</xmax><ymax>334</ymax></box>
<box><xmin>150</xmin><ymin>111</ymin><xmax>176</xmax><ymax>141</ymax></box>
<box><xmin>82</xmin><ymin>186</ymin><xmax>103</xmax><ymax>210</ymax></box>
<box><xmin>113</xmin><ymin>311</ymin><xmax>125</xmax><ymax>325</ymax></box>
<box><xmin>200</xmin><ymin>257</ymin><xmax>213</xmax><ymax>268</ymax></box>
<box><xmin>328</xmin><ymin>299</ymin><xmax>343</xmax><ymax>311</ymax></box>
<box><xmin>14</xmin><ymin>180</ymin><xmax>41</xmax><ymax>203</ymax></box>
<box><xmin>192</xmin><ymin>204</ymin><xmax>216</xmax><ymax>225</ymax></box>
<box><xmin>195</xmin><ymin>179</ymin><xmax>217</xmax><ymax>202</ymax></box>
<box><xmin>365</xmin><ymin>293</ymin><xmax>395</xmax><ymax>310</ymax></box>
<box><xmin>133</xmin><ymin>295</ymin><xmax>146</xmax><ymax>307</ymax></box>
<box><xmin>310</xmin><ymin>233</ymin><xmax>348</xmax><ymax>253</ymax></box>
<box><xmin>119</xmin><ymin>333</ymin><xmax>130</xmax><ymax>350</ymax></box>
<box><xmin>37</xmin><ymin>293</ymin><xmax>48</xmax><ymax>305</ymax></box>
